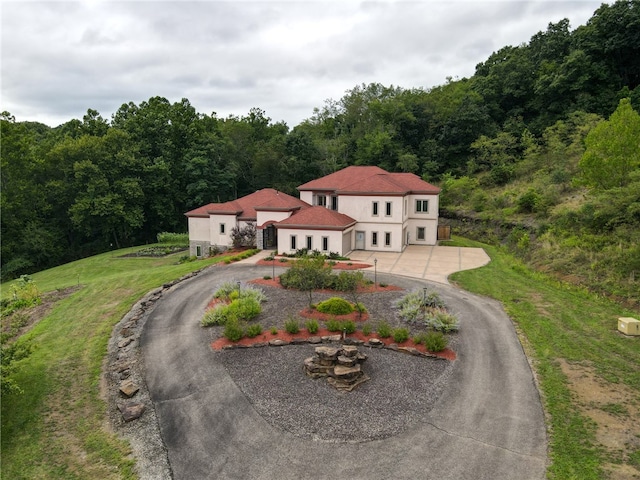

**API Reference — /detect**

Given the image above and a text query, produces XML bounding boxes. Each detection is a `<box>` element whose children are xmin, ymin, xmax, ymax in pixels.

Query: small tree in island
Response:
<box><xmin>280</xmin><ymin>256</ymin><xmax>332</xmax><ymax>309</ymax></box>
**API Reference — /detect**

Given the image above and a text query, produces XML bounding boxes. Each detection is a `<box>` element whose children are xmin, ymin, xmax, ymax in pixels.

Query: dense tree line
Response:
<box><xmin>2</xmin><ymin>0</ymin><xmax>639</xmax><ymax>280</ymax></box>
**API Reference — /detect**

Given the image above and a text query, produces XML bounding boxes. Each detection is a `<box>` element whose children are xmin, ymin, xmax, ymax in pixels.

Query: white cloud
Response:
<box><xmin>1</xmin><ymin>0</ymin><xmax>604</xmax><ymax>127</ymax></box>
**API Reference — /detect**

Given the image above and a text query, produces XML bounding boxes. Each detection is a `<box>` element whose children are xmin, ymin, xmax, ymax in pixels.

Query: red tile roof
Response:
<box><xmin>275</xmin><ymin>206</ymin><xmax>356</xmax><ymax>230</ymax></box>
<box><xmin>297</xmin><ymin>166</ymin><xmax>440</xmax><ymax>195</ymax></box>
<box><xmin>185</xmin><ymin>189</ymin><xmax>309</xmax><ymax>219</ymax></box>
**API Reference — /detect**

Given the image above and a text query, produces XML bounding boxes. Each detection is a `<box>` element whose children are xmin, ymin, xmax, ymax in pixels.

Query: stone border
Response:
<box><xmin>219</xmin><ymin>334</ymin><xmax>445</xmax><ymax>359</ymax></box>
<box><xmin>104</xmin><ymin>269</ymin><xmax>207</xmax><ymax>480</ymax></box>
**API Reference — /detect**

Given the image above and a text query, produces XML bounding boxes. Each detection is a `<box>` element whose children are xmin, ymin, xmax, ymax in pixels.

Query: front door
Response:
<box><xmin>264</xmin><ymin>225</ymin><xmax>277</xmax><ymax>249</ymax></box>
<box><xmin>355</xmin><ymin>231</ymin><xmax>365</xmax><ymax>250</ymax></box>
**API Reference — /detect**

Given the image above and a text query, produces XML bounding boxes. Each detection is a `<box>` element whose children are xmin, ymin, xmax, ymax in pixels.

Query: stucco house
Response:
<box><xmin>185</xmin><ymin>165</ymin><xmax>440</xmax><ymax>257</ymax></box>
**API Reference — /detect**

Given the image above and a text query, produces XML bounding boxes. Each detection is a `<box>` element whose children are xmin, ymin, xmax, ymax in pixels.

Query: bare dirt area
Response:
<box><xmin>1</xmin><ymin>286</ymin><xmax>81</xmax><ymax>341</ymax></box>
<box><xmin>558</xmin><ymin>359</ymin><xmax>640</xmax><ymax>479</ymax></box>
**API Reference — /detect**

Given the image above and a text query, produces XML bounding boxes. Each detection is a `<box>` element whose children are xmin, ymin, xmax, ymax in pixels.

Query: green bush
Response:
<box><xmin>376</xmin><ymin>321</ymin><xmax>392</xmax><ymax>338</ymax></box>
<box><xmin>270</xmin><ymin>326</ymin><xmax>278</xmax><ymax>335</ymax></box>
<box><xmin>245</xmin><ymin>323</ymin><xmax>263</xmax><ymax>338</ymax></box>
<box><xmin>432</xmin><ymin>311</ymin><xmax>460</xmax><ymax>332</ymax></box>
<box><xmin>263</xmin><ymin>275</ymin><xmax>272</xmax><ymax>280</ymax></box>
<box><xmin>157</xmin><ymin>232</ymin><xmax>189</xmax><ymax>246</ymax></box>
<box><xmin>305</xmin><ymin>319</ymin><xmax>319</xmax><ymax>334</ymax></box>
<box><xmin>201</xmin><ymin>308</ymin><xmax>228</xmax><ymax>327</ymax></box>
<box><xmin>342</xmin><ymin>320</ymin><xmax>356</xmax><ymax>334</ymax></box>
<box><xmin>392</xmin><ymin>327</ymin><xmax>410</xmax><ymax>343</ymax></box>
<box><xmin>423</xmin><ymin>331</ymin><xmax>448</xmax><ymax>352</ymax></box>
<box><xmin>284</xmin><ymin>317</ymin><xmax>300</xmax><ymax>334</ymax></box>
<box><xmin>223</xmin><ymin>319</ymin><xmax>244</xmax><ymax>342</ymax></box>
<box><xmin>362</xmin><ymin>323</ymin><xmax>372</xmax><ymax>336</ymax></box>
<box><xmin>315</xmin><ymin>297</ymin><xmax>354</xmax><ymax>315</ymax></box>
<box><xmin>325</xmin><ymin>318</ymin><xmax>343</xmax><ymax>332</ymax></box>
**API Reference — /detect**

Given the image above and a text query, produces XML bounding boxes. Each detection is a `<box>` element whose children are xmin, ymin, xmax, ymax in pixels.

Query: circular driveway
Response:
<box><xmin>140</xmin><ymin>264</ymin><xmax>547</xmax><ymax>479</ymax></box>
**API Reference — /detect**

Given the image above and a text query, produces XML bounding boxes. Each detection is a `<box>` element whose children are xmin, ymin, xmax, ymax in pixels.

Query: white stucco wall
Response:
<box><xmin>257</xmin><ymin>210</ymin><xmax>291</xmax><ymax>227</ymax></box>
<box><xmin>299</xmin><ymin>191</ymin><xmax>313</xmax><ymax>204</ymax></box>
<box><xmin>405</xmin><ymin>218</ymin><xmax>438</xmax><ymax>245</ymax></box>
<box><xmin>352</xmin><ymin>222</ymin><xmax>404</xmax><ymax>252</ymax></box>
<box><xmin>209</xmin><ymin>214</ymin><xmax>238</xmax><ymax>247</ymax></box>
<box><xmin>188</xmin><ymin>217</ymin><xmax>210</xmax><ymax>241</ymax></box>
<box><xmin>338</xmin><ymin>195</ymin><xmax>403</xmax><ymax>224</ymax></box>
<box><xmin>277</xmin><ymin>228</ymin><xmax>347</xmax><ymax>255</ymax></box>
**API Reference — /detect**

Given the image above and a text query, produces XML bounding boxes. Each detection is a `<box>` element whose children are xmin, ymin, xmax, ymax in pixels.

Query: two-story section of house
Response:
<box><xmin>297</xmin><ymin>166</ymin><xmax>440</xmax><ymax>253</ymax></box>
<box><xmin>185</xmin><ymin>166</ymin><xmax>440</xmax><ymax>257</ymax></box>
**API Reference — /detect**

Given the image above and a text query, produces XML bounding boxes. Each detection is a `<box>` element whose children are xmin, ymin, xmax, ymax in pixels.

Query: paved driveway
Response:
<box><xmin>140</xmin><ymin>264</ymin><xmax>547</xmax><ymax>480</ymax></box>
<box><xmin>347</xmin><ymin>245</ymin><xmax>490</xmax><ymax>284</ymax></box>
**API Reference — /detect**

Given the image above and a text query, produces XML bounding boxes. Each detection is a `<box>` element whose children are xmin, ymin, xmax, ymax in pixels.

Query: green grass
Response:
<box><xmin>448</xmin><ymin>236</ymin><xmax>640</xmax><ymax>479</ymax></box>
<box><xmin>0</xmin><ymin>245</ymin><xmax>240</xmax><ymax>479</ymax></box>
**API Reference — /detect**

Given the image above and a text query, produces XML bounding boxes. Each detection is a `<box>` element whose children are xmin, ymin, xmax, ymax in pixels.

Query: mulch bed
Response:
<box><xmin>249</xmin><ymin>276</ymin><xmax>402</xmax><ymax>293</ymax></box>
<box><xmin>298</xmin><ymin>308</ymin><xmax>369</xmax><ymax>322</ymax></box>
<box><xmin>211</xmin><ymin>328</ymin><xmax>456</xmax><ymax>360</ymax></box>
<box><xmin>256</xmin><ymin>258</ymin><xmax>371</xmax><ymax>270</ymax></box>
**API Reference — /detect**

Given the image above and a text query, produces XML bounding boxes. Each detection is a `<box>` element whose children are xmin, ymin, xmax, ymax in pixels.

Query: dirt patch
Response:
<box><xmin>1</xmin><ymin>286</ymin><xmax>81</xmax><ymax>341</ymax></box>
<box><xmin>558</xmin><ymin>359</ymin><xmax>640</xmax><ymax>479</ymax></box>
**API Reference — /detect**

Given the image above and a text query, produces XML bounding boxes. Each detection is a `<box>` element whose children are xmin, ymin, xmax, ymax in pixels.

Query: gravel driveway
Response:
<box><xmin>113</xmin><ymin>263</ymin><xmax>547</xmax><ymax>479</ymax></box>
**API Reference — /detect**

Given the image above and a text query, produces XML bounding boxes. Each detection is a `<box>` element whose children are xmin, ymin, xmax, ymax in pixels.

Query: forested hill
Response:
<box><xmin>2</xmin><ymin>0</ymin><xmax>639</xmax><ymax>303</ymax></box>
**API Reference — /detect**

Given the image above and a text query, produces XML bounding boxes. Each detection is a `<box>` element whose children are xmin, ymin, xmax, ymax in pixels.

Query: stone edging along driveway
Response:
<box><xmin>105</xmin><ymin>263</ymin><xmax>547</xmax><ymax>480</ymax></box>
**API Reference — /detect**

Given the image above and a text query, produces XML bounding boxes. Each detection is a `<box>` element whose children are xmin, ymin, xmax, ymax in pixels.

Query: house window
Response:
<box><xmin>331</xmin><ymin>196</ymin><xmax>338</xmax><ymax>211</ymax></box>
<box><xmin>220</xmin><ymin>223</ymin><xmax>226</xmax><ymax>234</ymax></box>
<box><xmin>290</xmin><ymin>235</ymin><xmax>297</xmax><ymax>250</ymax></box>
<box><xmin>385</xmin><ymin>201</ymin><xmax>392</xmax><ymax>216</ymax></box>
<box><xmin>416</xmin><ymin>200</ymin><xmax>429</xmax><ymax>213</ymax></box>
<box><xmin>372</xmin><ymin>201</ymin><xmax>379</xmax><ymax>216</ymax></box>
<box><xmin>316</xmin><ymin>194</ymin><xmax>327</xmax><ymax>207</ymax></box>
<box><xmin>417</xmin><ymin>227</ymin><xmax>425</xmax><ymax>241</ymax></box>
<box><xmin>385</xmin><ymin>232</ymin><xmax>391</xmax><ymax>247</ymax></box>
<box><xmin>404</xmin><ymin>199</ymin><xmax>407</xmax><ymax>216</ymax></box>
<box><xmin>322</xmin><ymin>236</ymin><xmax>329</xmax><ymax>251</ymax></box>
<box><xmin>372</xmin><ymin>232</ymin><xmax>378</xmax><ymax>246</ymax></box>
<box><xmin>196</xmin><ymin>245</ymin><xmax>202</xmax><ymax>257</ymax></box>
<box><xmin>306</xmin><ymin>235</ymin><xmax>312</xmax><ymax>250</ymax></box>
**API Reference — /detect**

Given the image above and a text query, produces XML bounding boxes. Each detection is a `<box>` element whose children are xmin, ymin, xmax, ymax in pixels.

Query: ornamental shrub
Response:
<box><xmin>392</xmin><ymin>327</ymin><xmax>410</xmax><ymax>343</ymax></box>
<box><xmin>223</xmin><ymin>319</ymin><xmax>244</xmax><ymax>342</ymax></box>
<box><xmin>376</xmin><ymin>321</ymin><xmax>392</xmax><ymax>338</ymax></box>
<box><xmin>305</xmin><ymin>319</ymin><xmax>319</xmax><ymax>334</ymax></box>
<box><xmin>245</xmin><ymin>323</ymin><xmax>263</xmax><ymax>338</ymax></box>
<box><xmin>342</xmin><ymin>320</ymin><xmax>356</xmax><ymax>334</ymax></box>
<box><xmin>325</xmin><ymin>318</ymin><xmax>342</xmax><ymax>332</ymax></box>
<box><xmin>284</xmin><ymin>317</ymin><xmax>300</xmax><ymax>334</ymax></box>
<box><xmin>423</xmin><ymin>331</ymin><xmax>448</xmax><ymax>352</ymax></box>
<box><xmin>315</xmin><ymin>297</ymin><xmax>354</xmax><ymax>315</ymax></box>
<box><xmin>432</xmin><ymin>311</ymin><xmax>460</xmax><ymax>332</ymax></box>
<box><xmin>362</xmin><ymin>323</ymin><xmax>372</xmax><ymax>336</ymax></box>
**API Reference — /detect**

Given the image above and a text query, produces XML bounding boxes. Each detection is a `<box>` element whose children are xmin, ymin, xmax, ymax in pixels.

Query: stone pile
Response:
<box><xmin>304</xmin><ymin>345</ymin><xmax>370</xmax><ymax>391</ymax></box>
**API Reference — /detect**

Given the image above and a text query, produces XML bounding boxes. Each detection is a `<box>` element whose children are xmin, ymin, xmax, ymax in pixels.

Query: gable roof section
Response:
<box><xmin>297</xmin><ymin>166</ymin><xmax>440</xmax><ymax>196</ymax></box>
<box><xmin>275</xmin><ymin>206</ymin><xmax>356</xmax><ymax>231</ymax></box>
<box><xmin>185</xmin><ymin>189</ymin><xmax>309</xmax><ymax>219</ymax></box>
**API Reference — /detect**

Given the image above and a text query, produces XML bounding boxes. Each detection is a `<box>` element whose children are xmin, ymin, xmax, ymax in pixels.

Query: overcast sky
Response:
<box><xmin>1</xmin><ymin>0</ymin><xmax>605</xmax><ymax>128</ymax></box>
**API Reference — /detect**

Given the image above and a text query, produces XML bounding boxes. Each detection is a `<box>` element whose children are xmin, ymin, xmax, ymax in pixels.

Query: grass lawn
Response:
<box><xmin>0</xmin><ymin>246</ymin><xmax>247</xmax><ymax>479</ymax></box>
<box><xmin>445</xmin><ymin>237</ymin><xmax>640</xmax><ymax>480</ymax></box>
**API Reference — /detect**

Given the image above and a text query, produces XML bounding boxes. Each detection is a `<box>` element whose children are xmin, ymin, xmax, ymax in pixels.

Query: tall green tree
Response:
<box><xmin>580</xmin><ymin>98</ymin><xmax>640</xmax><ymax>189</ymax></box>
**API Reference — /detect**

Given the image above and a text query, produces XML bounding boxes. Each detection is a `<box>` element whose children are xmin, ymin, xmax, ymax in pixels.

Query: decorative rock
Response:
<box><xmin>321</xmin><ymin>335</ymin><xmax>342</xmax><ymax>343</ymax></box>
<box><xmin>398</xmin><ymin>347</ymin><xmax>421</xmax><ymax>356</ymax></box>
<box><xmin>118</xmin><ymin>338</ymin><xmax>134</xmax><ymax>348</ymax></box>
<box><xmin>119</xmin><ymin>379</ymin><xmax>139</xmax><ymax>398</ymax></box>
<box><xmin>343</xmin><ymin>338</ymin><xmax>364</xmax><ymax>346</ymax></box>
<box><xmin>291</xmin><ymin>337</ymin><xmax>307</xmax><ymax>345</ymax></box>
<box><xmin>337</xmin><ymin>355</ymin><xmax>357</xmax><ymax>367</ymax></box>
<box><xmin>251</xmin><ymin>342</ymin><xmax>268</xmax><ymax>348</ymax></box>
<box><xmin>269</xmin><ymin>339</ymin><xmax>289</xmax><ymax>346</ymax></box>
<box><xmin>367</xmin><ymin>338</ymin><xmax>384</xmax><ymax>347</ymax></box>
<box><xmin>120</xmin><ymin>328</ymin><xmax>134</xmax><ymax>338</ymax></box>
<box><xmin>341</xmin><ymin>345</ymin><xmax>358</xmax><ymax>357</ymax></box>
<box><xmin>118</xmin><ymin>402</ymin><xmax>145</xmax><ymax>422</ymax></box>
<box><xmin>307</xmin><ymin>336</ymin><xmax>322</xmax><ymax>344</ymax></box>
<box><xmin>386</xmin><ymin>343</ymin><xmax>399</xmax><ymax>351</ymax></box>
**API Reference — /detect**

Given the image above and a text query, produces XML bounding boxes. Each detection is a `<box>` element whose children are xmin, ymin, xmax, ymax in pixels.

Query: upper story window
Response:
<box><xmin>331</xmin><ymin>196</ymin><xmax>338</xmax><ymax>211</ymax></box>
<box><xmin>385</xmin><ymin>201</ymin><xmax>392</xmax><ymax>216</ymax></box>
<box><xmin>416</xmin><ymin>200</ymin><xmax>429</xmax><ymax>213</ymax></box>
<box><xmin>316</xmin><ymin>194</ymin><xmax>327</xmax><ymax>207</ymax></box>
<box><xmin>372</xmin><ymin>201</ymin><xmax>379</xmax><ymax>216</ymax></box>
